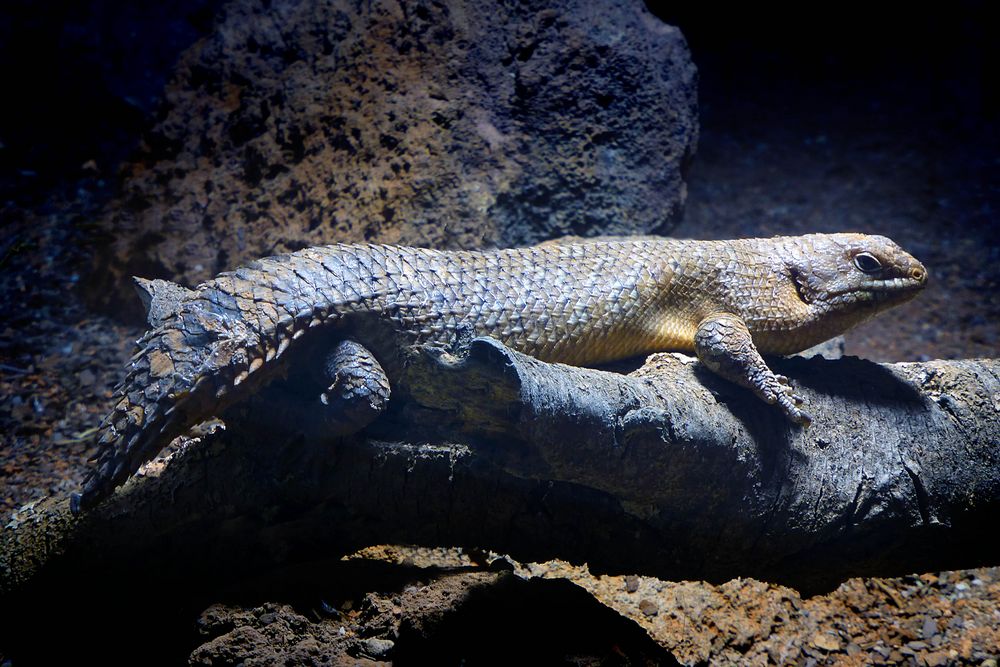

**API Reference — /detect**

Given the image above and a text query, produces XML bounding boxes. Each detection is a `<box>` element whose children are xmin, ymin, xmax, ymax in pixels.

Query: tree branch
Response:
<box><xmin>3</xmin><ymin>339</ymin><xmax>998</xmax><ymax>603</ymax></box>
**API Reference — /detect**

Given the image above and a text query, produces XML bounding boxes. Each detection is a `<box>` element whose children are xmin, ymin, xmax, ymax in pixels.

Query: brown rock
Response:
<box><xmin>87</xmin><ymin>0</ymin><xmax>697</xmax><ymax>314</ymax></box>
<box><xmin>811</xmin><ymin>632</ymin><xmax>841</xmax><ymax>652</ymax></box>
<box><xmin>923</xmin><ymin>651</ymin><xmax>950</xmax><ymax>667</ymax></box>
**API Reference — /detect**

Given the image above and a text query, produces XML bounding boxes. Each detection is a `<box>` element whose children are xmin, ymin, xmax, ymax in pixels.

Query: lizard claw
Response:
<box><xmin>767</xmin><ymin>377</ymin><xmax>812</xmax><ymax>426</ymax></box>
<box><xmin>778</xmin><ymin>394</ymin><xmax>813</xmax><ymax>427</ymax></box>
<box><xmin>793</xmin><ymin>406</ymin><xmax>814</xmax><ymax>427</ymax></box>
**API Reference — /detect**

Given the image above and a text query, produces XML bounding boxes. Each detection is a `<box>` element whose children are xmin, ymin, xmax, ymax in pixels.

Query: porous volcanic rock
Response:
<box><xmin>87</xmin><ymin>0</ymin><xmax>697</xmax><ymax>312</ymax></box>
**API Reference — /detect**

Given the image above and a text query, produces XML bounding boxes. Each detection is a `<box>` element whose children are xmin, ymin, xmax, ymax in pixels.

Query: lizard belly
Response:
<box><xmin>653</xmin><ymin>316</ymin><xmax>698</xmax><ymax>353</ymax></box>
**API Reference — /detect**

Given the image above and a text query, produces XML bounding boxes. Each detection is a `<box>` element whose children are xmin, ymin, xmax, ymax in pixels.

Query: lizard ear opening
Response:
<box><xmin>787</xmin><ymin>266</ymin><xmax>813</xmax><ymax>305</ymax></box>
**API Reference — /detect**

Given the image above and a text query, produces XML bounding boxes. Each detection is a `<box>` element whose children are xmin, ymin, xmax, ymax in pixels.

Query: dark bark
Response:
<box><xmin>3</xmin><ymin>339</ymin><xmax>998</xmax><ymax>606</ymax></box>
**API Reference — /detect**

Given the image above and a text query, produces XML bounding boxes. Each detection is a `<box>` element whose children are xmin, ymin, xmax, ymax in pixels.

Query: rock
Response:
<box><xmin>923</xmin><ymin>652</ymin><xmax>950</xmax><ymax>667</ymax></box>
<box><xmin>359</xmin><ymin>637</ymin><xmax>395</xmax><ymax>658</ymax></box>
<box><xmin>87</xmin><ymin>0</ymin><xmax>698</xmax><ymax>313</ymax></box>
<box><xmin>624</xmin><ymin>575</ymin><xmax>640</xmax><ymax>593</ymax></box>
<box><xmin>638</xmin><ymin>599</ymin><xmax>659</xmax><ymax>617</ymax></box>
<box><xmin>922</xmin><ymin>615</ymin><xmax>938</xmax><ymax>639</ymax></box>
<box><xmin>77</xmin><ymin>368</ymin><xmax>96</xmax><ymax>387</ymax></box>
<box><xmin>811</xmin><ymin>632</ymin><xmax>841</xmax><ymax>652</ymax></box>
<box><xmin>188</xmin><ymin>602</ymin><xmax>357</xmax><ymax>664</ymax></box>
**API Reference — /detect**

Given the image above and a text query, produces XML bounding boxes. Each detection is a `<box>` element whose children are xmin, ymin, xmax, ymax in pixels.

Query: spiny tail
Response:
<box><xmin>71</xmin><ymin>304</ymin><xmax>256</xmax><ymax>513</ymax></box>
<box><xmin>70</xmin><ymin>245</ymin><xmax>384</xmax><ymax>513</ymax></box>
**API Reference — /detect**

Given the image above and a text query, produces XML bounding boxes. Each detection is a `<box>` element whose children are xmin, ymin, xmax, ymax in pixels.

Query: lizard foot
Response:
<box><xmin>769</xmin><ymin>375</ymin><xmax>812</xmax><ymax>426</ymax></box>
<box><xmin>695</xmin><ymin>312</ymin><xmax>813</xmax><ymax>426</ymax></box>
<box><xmin>319</xmin><ymin>339</ymin><xmax>391</xmax><ymax>433</ymax></box>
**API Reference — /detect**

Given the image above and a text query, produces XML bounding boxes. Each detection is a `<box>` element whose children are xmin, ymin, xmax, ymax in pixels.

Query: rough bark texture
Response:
<box><xmin>3</xmin><ymin>342</ymin><xmax>998</xmax><ymax>609</ymax></box>
<box><xmin>85</xmin><ymin>0</ymin><xmax>698</xmax><ymax>312</ymax></box>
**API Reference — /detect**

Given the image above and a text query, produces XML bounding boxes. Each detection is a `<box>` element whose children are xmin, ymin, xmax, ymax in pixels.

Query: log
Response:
<box><xmin>3</xmin><ymin>339</ymin><xmax>998</xmax><ymax>606</ymax></box>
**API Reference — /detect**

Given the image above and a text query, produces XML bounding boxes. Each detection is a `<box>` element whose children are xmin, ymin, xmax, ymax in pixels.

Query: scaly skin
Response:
<box><xmin>72</xmin><ymin>234</ymin><xmax>927</xmax><ymax>512</ymax></box>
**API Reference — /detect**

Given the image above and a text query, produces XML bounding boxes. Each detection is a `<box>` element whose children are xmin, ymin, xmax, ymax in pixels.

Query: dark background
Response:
<box><xmin>0</xmin><ymin>1</ymin><xmax>994</xmax><ymax>207</ymax></box>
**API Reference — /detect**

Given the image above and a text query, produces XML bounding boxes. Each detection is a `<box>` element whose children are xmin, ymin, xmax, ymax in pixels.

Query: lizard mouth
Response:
<box><xmin>869</xmin><ymin>276</ymin><xmax>927</xmax><ymax>301</ymax></box>
<box><xmin>789</xmin><ymin>267</ymin><xmax>926</xmax><ymax>306</ymax></box>
<box><xmin>878</xmin><ymin>276</ymin><xmax>925</xmax><ymax>290</ymax></box>
<box><xmin>833</xmin><ymin>277</ymin><xmax>927</xmax><ymax>306</ymax></box>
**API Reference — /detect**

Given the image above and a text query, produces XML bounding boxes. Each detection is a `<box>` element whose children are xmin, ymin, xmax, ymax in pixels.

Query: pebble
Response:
<box><xmin>624</xmin><ymin>575</ymin><xmax>640</xmax><ymax>593</ymax></box>
<box><xmin>360</xmin><ymin>637</ymin><xmax>394</xmax><ymax>658</ymax></box>
<box><xmin>924</xmin><ymin>652</ymin><xmax>950</xmax><ymax>667</ymax></box>
<box><xmin>638</xmin><ymin>599</ymin><xmax>658</xmax><ymax>617</ymax></box>
<box><xmin>811</xmin><ymin>632</ymin><xmax>840</xmax><ymax>652</ymax></box>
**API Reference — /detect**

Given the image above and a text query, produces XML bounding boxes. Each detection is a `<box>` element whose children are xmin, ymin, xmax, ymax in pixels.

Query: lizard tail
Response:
<box><xmin>71</xmin><ymin>299</ymin><xmax>263</xmax><ymax>514</ymax></box>
<box><xmin>71</xmin><ymin>244</ymin><xmax>398</xmax><ymax>513</ymax></box>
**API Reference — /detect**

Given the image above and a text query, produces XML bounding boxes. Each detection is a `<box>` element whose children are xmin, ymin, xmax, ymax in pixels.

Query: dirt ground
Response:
<box><xmin>2</xmin><ymin>2</ymin><xmax>998</xmax><ymax>665</ymax></box>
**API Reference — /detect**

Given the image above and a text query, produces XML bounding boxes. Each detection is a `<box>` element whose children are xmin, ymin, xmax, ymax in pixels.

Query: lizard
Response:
<box><xmin>71</xmin><ymin>233</ymin><xmax>927</xmax><ymax>513</ymax></box>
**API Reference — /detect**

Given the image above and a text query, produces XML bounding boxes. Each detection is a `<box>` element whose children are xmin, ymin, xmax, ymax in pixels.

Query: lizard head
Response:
<box><xmin>784</xmin><ymin>233</ymin><xmax>927</xmax><ymax>317</ymax></box>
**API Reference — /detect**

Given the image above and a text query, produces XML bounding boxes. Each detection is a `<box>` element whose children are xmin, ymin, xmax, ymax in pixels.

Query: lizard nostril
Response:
<box><xmin>910</xmin><ymin>267</ymin><xmax>926</xmax><ymax>282</ymax></box>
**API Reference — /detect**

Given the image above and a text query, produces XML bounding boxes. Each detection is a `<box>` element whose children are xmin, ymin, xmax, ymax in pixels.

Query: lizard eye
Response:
<box><xmin>853</xmin><ymin>252</ymin><xmax>883</xmax><ymax>274</ymax></box>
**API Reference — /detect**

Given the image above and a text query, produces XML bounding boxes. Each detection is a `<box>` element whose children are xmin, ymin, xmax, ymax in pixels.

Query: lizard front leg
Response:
<box><xmin>694</xmin><ymin>312</ymin><xmax>812</xmax><ymax>426</ymax></box>
<box><xmin>318</xmin><ymin>339</ymin><xmax>391</xmax><ymax>434</ymax></box>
